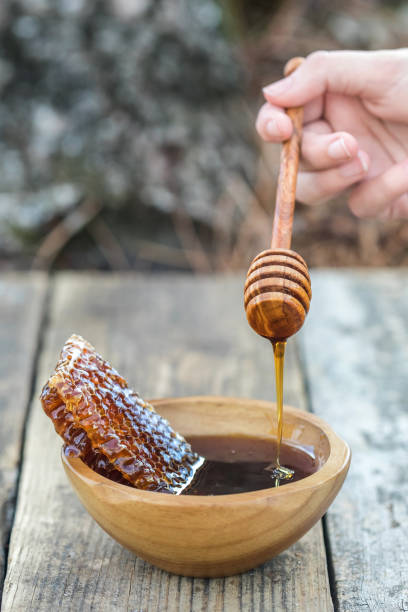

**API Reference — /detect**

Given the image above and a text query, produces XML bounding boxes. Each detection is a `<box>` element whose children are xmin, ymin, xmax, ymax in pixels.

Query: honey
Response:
<box><xmin>42</xmin><ymin>335</ymin><xmax>317</xmax><ymax>496</ymax></box>
<box><xmin>268</xmin><ymin>340</ymin><xmax>295</xmax><ymax>486</ymax></box>
<box><xmin>182</xmin><ymin>435</ymin><xmax>318</xmax><ymax>495</ymax></box>
<box><xmin>92</xmin><ymin>435</ymin><xmax>318</xmax><ymax>494</ymax></box>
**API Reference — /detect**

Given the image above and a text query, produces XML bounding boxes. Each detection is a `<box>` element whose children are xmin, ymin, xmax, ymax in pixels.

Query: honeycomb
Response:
<box><xmin>41</xmin><ymin>335</ymin><xmax>203</xmax><ymax>493</ymax></box>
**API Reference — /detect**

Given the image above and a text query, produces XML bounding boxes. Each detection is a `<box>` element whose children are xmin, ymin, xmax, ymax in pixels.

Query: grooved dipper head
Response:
<box><xmin>244</xmin><ymin>248</ymin><xmax>311</xmax><ymax>341</ymax></box>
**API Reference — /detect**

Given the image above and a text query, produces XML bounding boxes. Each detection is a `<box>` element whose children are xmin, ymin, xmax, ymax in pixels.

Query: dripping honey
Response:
<box><xmin>269</xmin><ymin>340</ymin><xmax>295</xmax><ymax>485</ymax></box>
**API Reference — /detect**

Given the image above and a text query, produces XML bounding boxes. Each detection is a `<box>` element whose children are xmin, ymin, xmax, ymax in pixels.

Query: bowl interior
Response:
<box><xmin>63</xmin><ymin>396</ymin><xmax>350</xmax><ymax>502</ymax></box>
<box><xmin>151</xmin><ymin>396</ymin><xmax>331</xmax><ymax>475</ymax></box>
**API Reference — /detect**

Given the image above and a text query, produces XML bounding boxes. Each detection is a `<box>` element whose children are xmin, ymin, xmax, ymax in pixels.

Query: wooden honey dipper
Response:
<box><xmin>244</xmin><ymin>57</ymin><xmax>311</xmax><ymax>342</ymax></box>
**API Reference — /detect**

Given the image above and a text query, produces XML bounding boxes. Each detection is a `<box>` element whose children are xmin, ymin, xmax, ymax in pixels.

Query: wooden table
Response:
<box><xmin>0</xmin><ymin>271</ymin><xmax>407</xmax><ymax>611</ymax></box>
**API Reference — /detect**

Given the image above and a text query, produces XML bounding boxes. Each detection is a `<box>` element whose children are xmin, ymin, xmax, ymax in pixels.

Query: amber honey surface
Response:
<box><xmin>41</xmin><ymin>334</ymin><xmax>203</xmax><ymax>493</ymax></box>
<box><xmin>183</xmin><ymin>435</ymin><xmax>318</xmax><ymax>495</ymax></box>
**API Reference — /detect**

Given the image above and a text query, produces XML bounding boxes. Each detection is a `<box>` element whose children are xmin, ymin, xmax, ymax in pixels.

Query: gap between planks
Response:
<box><xmin>295</xmin><ymin>338</ymin><xmax>340</xmax><ymax>612</ymax></box>
<box><xmin>0</xmin><ymin>273</ymin><xmax>49</xmax><ymax>601</ymax></box>
<box><xmin>299</xmin><ymin>269</ymin><xmax>408</xmax><ymax>612</ymax></box>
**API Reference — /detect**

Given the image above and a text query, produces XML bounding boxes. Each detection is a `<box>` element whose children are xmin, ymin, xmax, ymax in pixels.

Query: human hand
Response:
<box><xmin>256</xmin><ymin>49</ymin><xmax>408</xmax><ymax>219</ymax></box>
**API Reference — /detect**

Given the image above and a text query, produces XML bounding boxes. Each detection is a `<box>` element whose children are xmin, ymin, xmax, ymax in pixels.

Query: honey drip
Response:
<box><xmin>268</xmin><ymin>340</ymin><xmax>294</xmax><ymax>486</ymax></box>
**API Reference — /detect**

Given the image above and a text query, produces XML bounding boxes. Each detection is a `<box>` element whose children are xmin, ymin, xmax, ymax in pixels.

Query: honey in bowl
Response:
<box><xmin>183</xmin><ymin>435</ymin><xmax>318</xmax><ymax>495</ymax></box>
<box><xmin>99</xmin><ymin>435</ymin><xmax>319</xmax><ymax>494</ymax></box>
<box><xmin>41</xmin><ymin>334</ymin><xmax>319</xmax><ymax>496</ymax></box>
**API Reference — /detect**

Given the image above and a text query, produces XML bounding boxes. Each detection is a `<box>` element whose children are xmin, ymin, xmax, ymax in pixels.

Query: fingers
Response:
<box><xmin>256</xmin><ymin>97</ymin><xmax>327</xmax><ymax>143</ymax></box>
<box><xmin>297</xmin><ymin>151</ymin><xmax>370</xmax><ymax>205</ymax></box>
<box><xmin>303</xmin><ymin>97</ymin><xmax>324</xmax><ymax>124</ymax></box>
<box><xmin>384</xmin><ymin>194</ymin><xmax>408</xmax><ymax>220</ymax></box>
<box><xmin>257</xmin><ymin>107</ymin><xmax>360</xmax><ymax>171</ymax></box>
<box><xmin>301</xmin><ymin>127</ymin><xmax>359</xmax><ymax>170</ymax></box>
<box><xmin>262</xmin><ymin>50</ymin><xmax>398</xmax><ymax>109</ymax></box>
<box><xmin>256</xmin><ymin>102</ymin><xmax>293</xmax><ymax>142</ymax></box>
<box><xmin>348</xmin><ymin>159</ymin><xmax>408</xmax><ymax>218</ymax></box>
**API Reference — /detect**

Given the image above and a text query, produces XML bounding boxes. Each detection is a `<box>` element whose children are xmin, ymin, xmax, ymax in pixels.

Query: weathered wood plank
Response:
<box><xmin>300</xmin><ymin>270</ymin><xmax>408</xmax><ymax>612</ymax></box>
<box><xmin>2</xmin><ymin>273</ymin><xmax>332</xmax><ymax>612</ymax></box>
<box><xmin>0</xmin><ymin>273</ymin><xmax>47</xmax><ymax>599</ymax></box>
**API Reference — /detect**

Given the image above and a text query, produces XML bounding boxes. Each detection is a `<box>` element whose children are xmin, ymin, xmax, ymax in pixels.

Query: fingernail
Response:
<box><xmin>266</xmin><ymin>119</ymin><xmax>281</xmax><ymax>138</ymax></box>
<box><xmin>358</xmin><ymin>151</ymin><xmax>369</xmax><ymax>172</ymax></box>
<box><xmin>340</xmin><ymin>152</ymin><xmax>369</xmax><ymax>177</ymax></box>
<box><xmin>263</xmin><ymin>75</ymin><xmax>293</xmax><ymax>98</ymax></box>
<box><xmin>328</xmin><ymin>137</ymin><xmax>351</xmax><ymax>160</ymax></box>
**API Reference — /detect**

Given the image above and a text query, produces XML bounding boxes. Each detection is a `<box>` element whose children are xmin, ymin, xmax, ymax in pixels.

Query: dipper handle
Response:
<box><xmin>271</xmin><ymin>57</ymin><xmax>304</xmax><ymax>250</ymax></box>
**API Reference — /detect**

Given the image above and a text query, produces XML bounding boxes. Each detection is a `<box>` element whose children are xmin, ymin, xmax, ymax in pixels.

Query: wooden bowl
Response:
<box><xmin>62</xmin><ymin>396</ymin><xmax>350</xmax><ymax>577</ymax></box>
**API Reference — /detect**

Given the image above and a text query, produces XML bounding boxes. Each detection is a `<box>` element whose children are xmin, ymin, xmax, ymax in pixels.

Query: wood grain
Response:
<box><xmin>245</xmin><ymin>58</ymin><xmax>311</xmax><ymax>343</ymax></box>
<box><xmin>245</xmin><ymin>249</ymin><xmax>311</xmax><ymax>341</ymax></box>
<box><xmin>0</xmin><ymin>273</ymin><xmax>47</xmax><ymax>599</ymax></box>
<box><xmin>270</xmin><ymin>57</ymin><xmax>303</xmax><ymax>251</ymax></box>
<box><xmin>1</xmin><ymin>274</ymin><xmax>333</xmax><ymax>611</ymax></box>
<box><xmin>300</xmin><ymin>270</ymin><xmax>408</xmax><ymax>612</ymax></box>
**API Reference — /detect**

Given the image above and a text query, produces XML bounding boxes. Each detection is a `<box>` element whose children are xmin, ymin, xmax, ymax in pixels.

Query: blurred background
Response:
<box><xmin>1</xmin><ymin>0</ymin><xmax>408</xmax><ymax>273</ymax></box>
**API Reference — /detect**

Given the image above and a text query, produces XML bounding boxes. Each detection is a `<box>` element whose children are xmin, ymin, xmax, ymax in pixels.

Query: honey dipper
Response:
<box><xmin>244</xmin><ymin>57</ymin><xmax>311</xmax><ymax>341</ymax></box>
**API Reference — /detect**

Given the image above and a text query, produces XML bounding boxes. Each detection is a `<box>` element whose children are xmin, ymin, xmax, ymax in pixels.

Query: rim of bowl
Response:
<box><xmin>62</xmin><ymin>395</ymin><xmax>351</xmax><ymax>506</ymax></box>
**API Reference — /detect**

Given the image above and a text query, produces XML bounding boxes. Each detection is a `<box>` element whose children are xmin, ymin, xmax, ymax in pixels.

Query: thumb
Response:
<box><xmin>262</xmin><ymin>50</ymin><xmax>395</xmax><ymax>107</ymax></box>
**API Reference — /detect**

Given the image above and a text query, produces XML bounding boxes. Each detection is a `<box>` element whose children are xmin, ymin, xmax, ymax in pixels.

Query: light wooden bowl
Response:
<box><xmin>62</xmin><ymin>396</ymin><xmax>350</xmax><ymax>577</ymax></box>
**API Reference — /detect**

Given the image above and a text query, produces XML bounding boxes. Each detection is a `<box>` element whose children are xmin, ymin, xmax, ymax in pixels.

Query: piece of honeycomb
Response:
<box><xmin>41</xmin><ymin>334</ymin><xmax>202</xmax><ymax>493</ymax></box>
